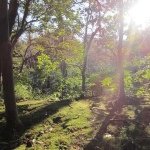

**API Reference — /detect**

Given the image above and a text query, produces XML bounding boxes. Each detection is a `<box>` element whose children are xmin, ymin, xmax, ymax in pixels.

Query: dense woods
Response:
<box><xmin>0</xmin><ymin>0</ymin><xmax>150</xmax><ymax>149</ymax></box>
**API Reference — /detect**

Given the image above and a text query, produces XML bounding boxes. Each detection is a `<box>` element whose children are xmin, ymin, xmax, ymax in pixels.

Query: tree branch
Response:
<box><xmin>9</xmin><ymin>0</ymin><xmax>19</xmax><ymax>35</ymax></box>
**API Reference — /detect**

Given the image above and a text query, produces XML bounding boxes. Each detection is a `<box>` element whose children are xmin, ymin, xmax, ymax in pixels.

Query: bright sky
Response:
<box><xmin>127</xmin><ymin>0</ymin><xmax>150</xmax><ymax>28</ymax></box>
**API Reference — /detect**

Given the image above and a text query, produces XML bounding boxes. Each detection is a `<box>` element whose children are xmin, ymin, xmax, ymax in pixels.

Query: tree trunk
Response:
<box><xmin>0</xmin><ymin>0</ymin><xmax>21</xmax><ymax>130</ymax></box>
<box><xmin>1</xmin><ymin>43</ymin><xmax>20</xmax><ymax>128</ymax></box>
<box><xmin>81</xmin><ymin>27</ymin><xmax>101</xmax><ymax>98</ymax></box>
<box><xmin>81</xmin><ymin>54</ymin><xmax>87</xmax><ymax>98</ymax></box>
<box><xmin>80</xmin><ymin>5</ymin><xmax>91</xmax><ymax>98</ymax></box>
<box><xmin>60</xmin><ymin>60</ymin><xmax>67</xmax><ymax>99</ymax></box>
<box><xmin>117</xmin><ymin>0</ymin><xmax>125</xmax><ymax>105</ymax></box>
<box><xmin>19</xmin><ymin>43</ymin><xmax>31</xmax><ymax>73</ymax></box>
<box><xmin>0</xmin><ymin>58</ymin><xmax>2</xmax><ymax>96</ymax></box>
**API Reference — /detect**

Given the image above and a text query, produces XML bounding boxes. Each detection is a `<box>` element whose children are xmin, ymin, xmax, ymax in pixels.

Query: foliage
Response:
<box><xmin>102</xmin><ymin>77</ymin><xmax>113</xmax><ymax>87</ymax></box>
<box><xmin>129</xmin><ymin>56</ymin><xmax>150</xmax><ymax>98</ymax></box>
<box><xmin>15</xmin><ymin>83</ymin><xmax>32</xmax><ymax>100</ymax></box>
<box><xmin>102</xmin><ymin>76</ymin><xmax>117</xmax><ymax>92</ymax></box>
<box><xmin>61</xmin><ymin>76</ymin><xmax>82</xmax><ymax>99</ymax></box>
<box><xmin>124</xmin><ymin>70</ymin><xmax>134</xmax><ymax>96</ymax></box>
<box><xmin>37</xmin><ymin>53</ymin><xmax>59</xmax><ymax>80</ymax></box>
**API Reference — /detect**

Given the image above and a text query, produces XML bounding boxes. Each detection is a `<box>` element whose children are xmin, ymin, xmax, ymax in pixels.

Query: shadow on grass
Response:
<box><xmin>21</xmin><ymin>100</ymin><xmax>71</xmax><ymax>129</ymax></box>
<box><xmin>0</xmin><ymin>99</ymin><xmax>72</xmax><ymax>149</ymax></box>
<box><xmin>84</xmin><ymin>97</ymin><xmax>150</xmax><ymax>150</ymax></box>
<box><xmin>122</xmin><ymin>105</ymin><xmax>150</xmax><ymax>150</ymax></box>
<box><xmin>84</xmin><ymin>101</ymin><xmax>121</xmax><ymax>150</ymax></box>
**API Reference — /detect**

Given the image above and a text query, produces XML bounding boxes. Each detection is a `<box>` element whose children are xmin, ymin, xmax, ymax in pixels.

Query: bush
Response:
<box><xmin>15</xmin><ymin>83</ymin><xmax>32</xmax><ymax>100</ymax></box>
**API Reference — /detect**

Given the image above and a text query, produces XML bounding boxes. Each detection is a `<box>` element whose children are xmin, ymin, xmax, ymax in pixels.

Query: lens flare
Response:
<box><xmin>127</xmin><ymin>0</ymin><xmax>150</xmax><ymax>28</ymax></box>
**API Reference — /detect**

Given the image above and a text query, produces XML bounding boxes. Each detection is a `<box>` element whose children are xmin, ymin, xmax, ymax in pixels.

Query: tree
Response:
<box><xmin>29</xmin><ymin>31</ymin><xmax>83</xmax><ymax>98</ymax></box>
<box><xmin>117</xmin><ymin>0</ymin><xmax>125</xmax><ymax>104</ymax></box>
<box><xmin>81</xmin><ymin>0</ymin><xmax>104</xmax><ymax>98</ymax></box>
<box><xmin>0</xmin><ymin>0</ymin><xmax>81</xmax><ymax>130</ymax></box>
<box><xmin>0</xmin><ymin>0</ymin><xmax>21</xmax><ymax>130</ymax></box>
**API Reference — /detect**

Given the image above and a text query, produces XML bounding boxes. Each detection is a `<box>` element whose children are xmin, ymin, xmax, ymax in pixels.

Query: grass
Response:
<box><xmin>0</xmin><ymin>95</ymin><xmax>150</xmax><ymax>150</ymax></box>
<box><xmin>7</xmin><ymin>99</ymin><xmax>93</xmax><ymax>150</ymax></box>
<box><xmin>122</xmin><ymin>106</ymin><xmax>136</xmax><ymax>119</ymax></box>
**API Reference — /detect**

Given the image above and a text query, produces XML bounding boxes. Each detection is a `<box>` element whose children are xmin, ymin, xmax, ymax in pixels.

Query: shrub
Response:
<box><xmin>15</xmin><ymin>83</ymin><xmax>32</xmax><ymax>100</ymax></box>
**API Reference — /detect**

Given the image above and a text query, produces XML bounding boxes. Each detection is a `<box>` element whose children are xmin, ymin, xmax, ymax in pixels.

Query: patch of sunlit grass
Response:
<box><xmin>17</xmin><ymin>100</ymin><xmax>92</xmax><ymax>150</ymax></box>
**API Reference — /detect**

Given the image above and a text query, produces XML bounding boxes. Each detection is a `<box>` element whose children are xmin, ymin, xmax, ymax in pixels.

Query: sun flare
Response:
<box><xmin>127</xmin><ymin>0</ymin><xmax>150</xmax><ymax>28</ymax></box>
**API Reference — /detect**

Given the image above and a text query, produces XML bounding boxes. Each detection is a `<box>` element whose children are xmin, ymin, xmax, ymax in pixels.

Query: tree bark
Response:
<box><xmin>0</xmin><ymin>0</ymin><xmax>21</xmax><ymax>130</ymax></box>
<box><xmin>117</xmin><ymin>0</ymin><xmax>125</xmax><ymax>104</ymax></box>
<box><xmin>81</xmin><ymin>6</ymin><xmax>90</xmax><ymax>98</ymax></box>
<box><xmin>81</xmin><ymin>26</ymin><xmax>101</xmax><ymax>98</ymax></box>
<box><xmin>81</xmin><ymin>60</ymin><xmax>86</xmax><ymax>98</ymax></box>
<box><xmin>60</xmin><ymin>60</ymin><xmax>67</xmax><ymax>99</ymax></box>
<box><xmin>1</xmin><ymin>42</ymin><xmax>20</xmax><ymax>128</ymax></box>
<box><xmin>81</xmin><ymin>2</ymin><xmax>102</xmax><ymax>98</ymax></box>
<box><xmin>19</xmin><ymin>43</ymin><xmax>32</xmax><ymax>73</ymax></box>
<box><xmin>9</xmin><ymin>0</ymin><xmax>19</xmax><ymax>35</ymax></box>
<box><xmin>0</xmin><ymin>57</ymin><xmax>2</xmax><ymax>96</ymax></box>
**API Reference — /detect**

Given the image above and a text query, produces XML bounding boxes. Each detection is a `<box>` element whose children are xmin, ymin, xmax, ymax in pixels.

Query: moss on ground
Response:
<box><xmin>0</xmin><ymin>96</ymin><xmax>150</xmax><ymax>150</ymax></box>
<box><xmin>13</xmin><ymin>100</ymin><xmax>93</xmax><ymax>150</ymax></box>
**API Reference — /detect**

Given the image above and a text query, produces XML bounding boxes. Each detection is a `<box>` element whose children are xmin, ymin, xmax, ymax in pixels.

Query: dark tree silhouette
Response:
<box><xmin>0</xmin><ymin>0</ymin><xmax>21</xmax><ymax>130</ymax></box>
